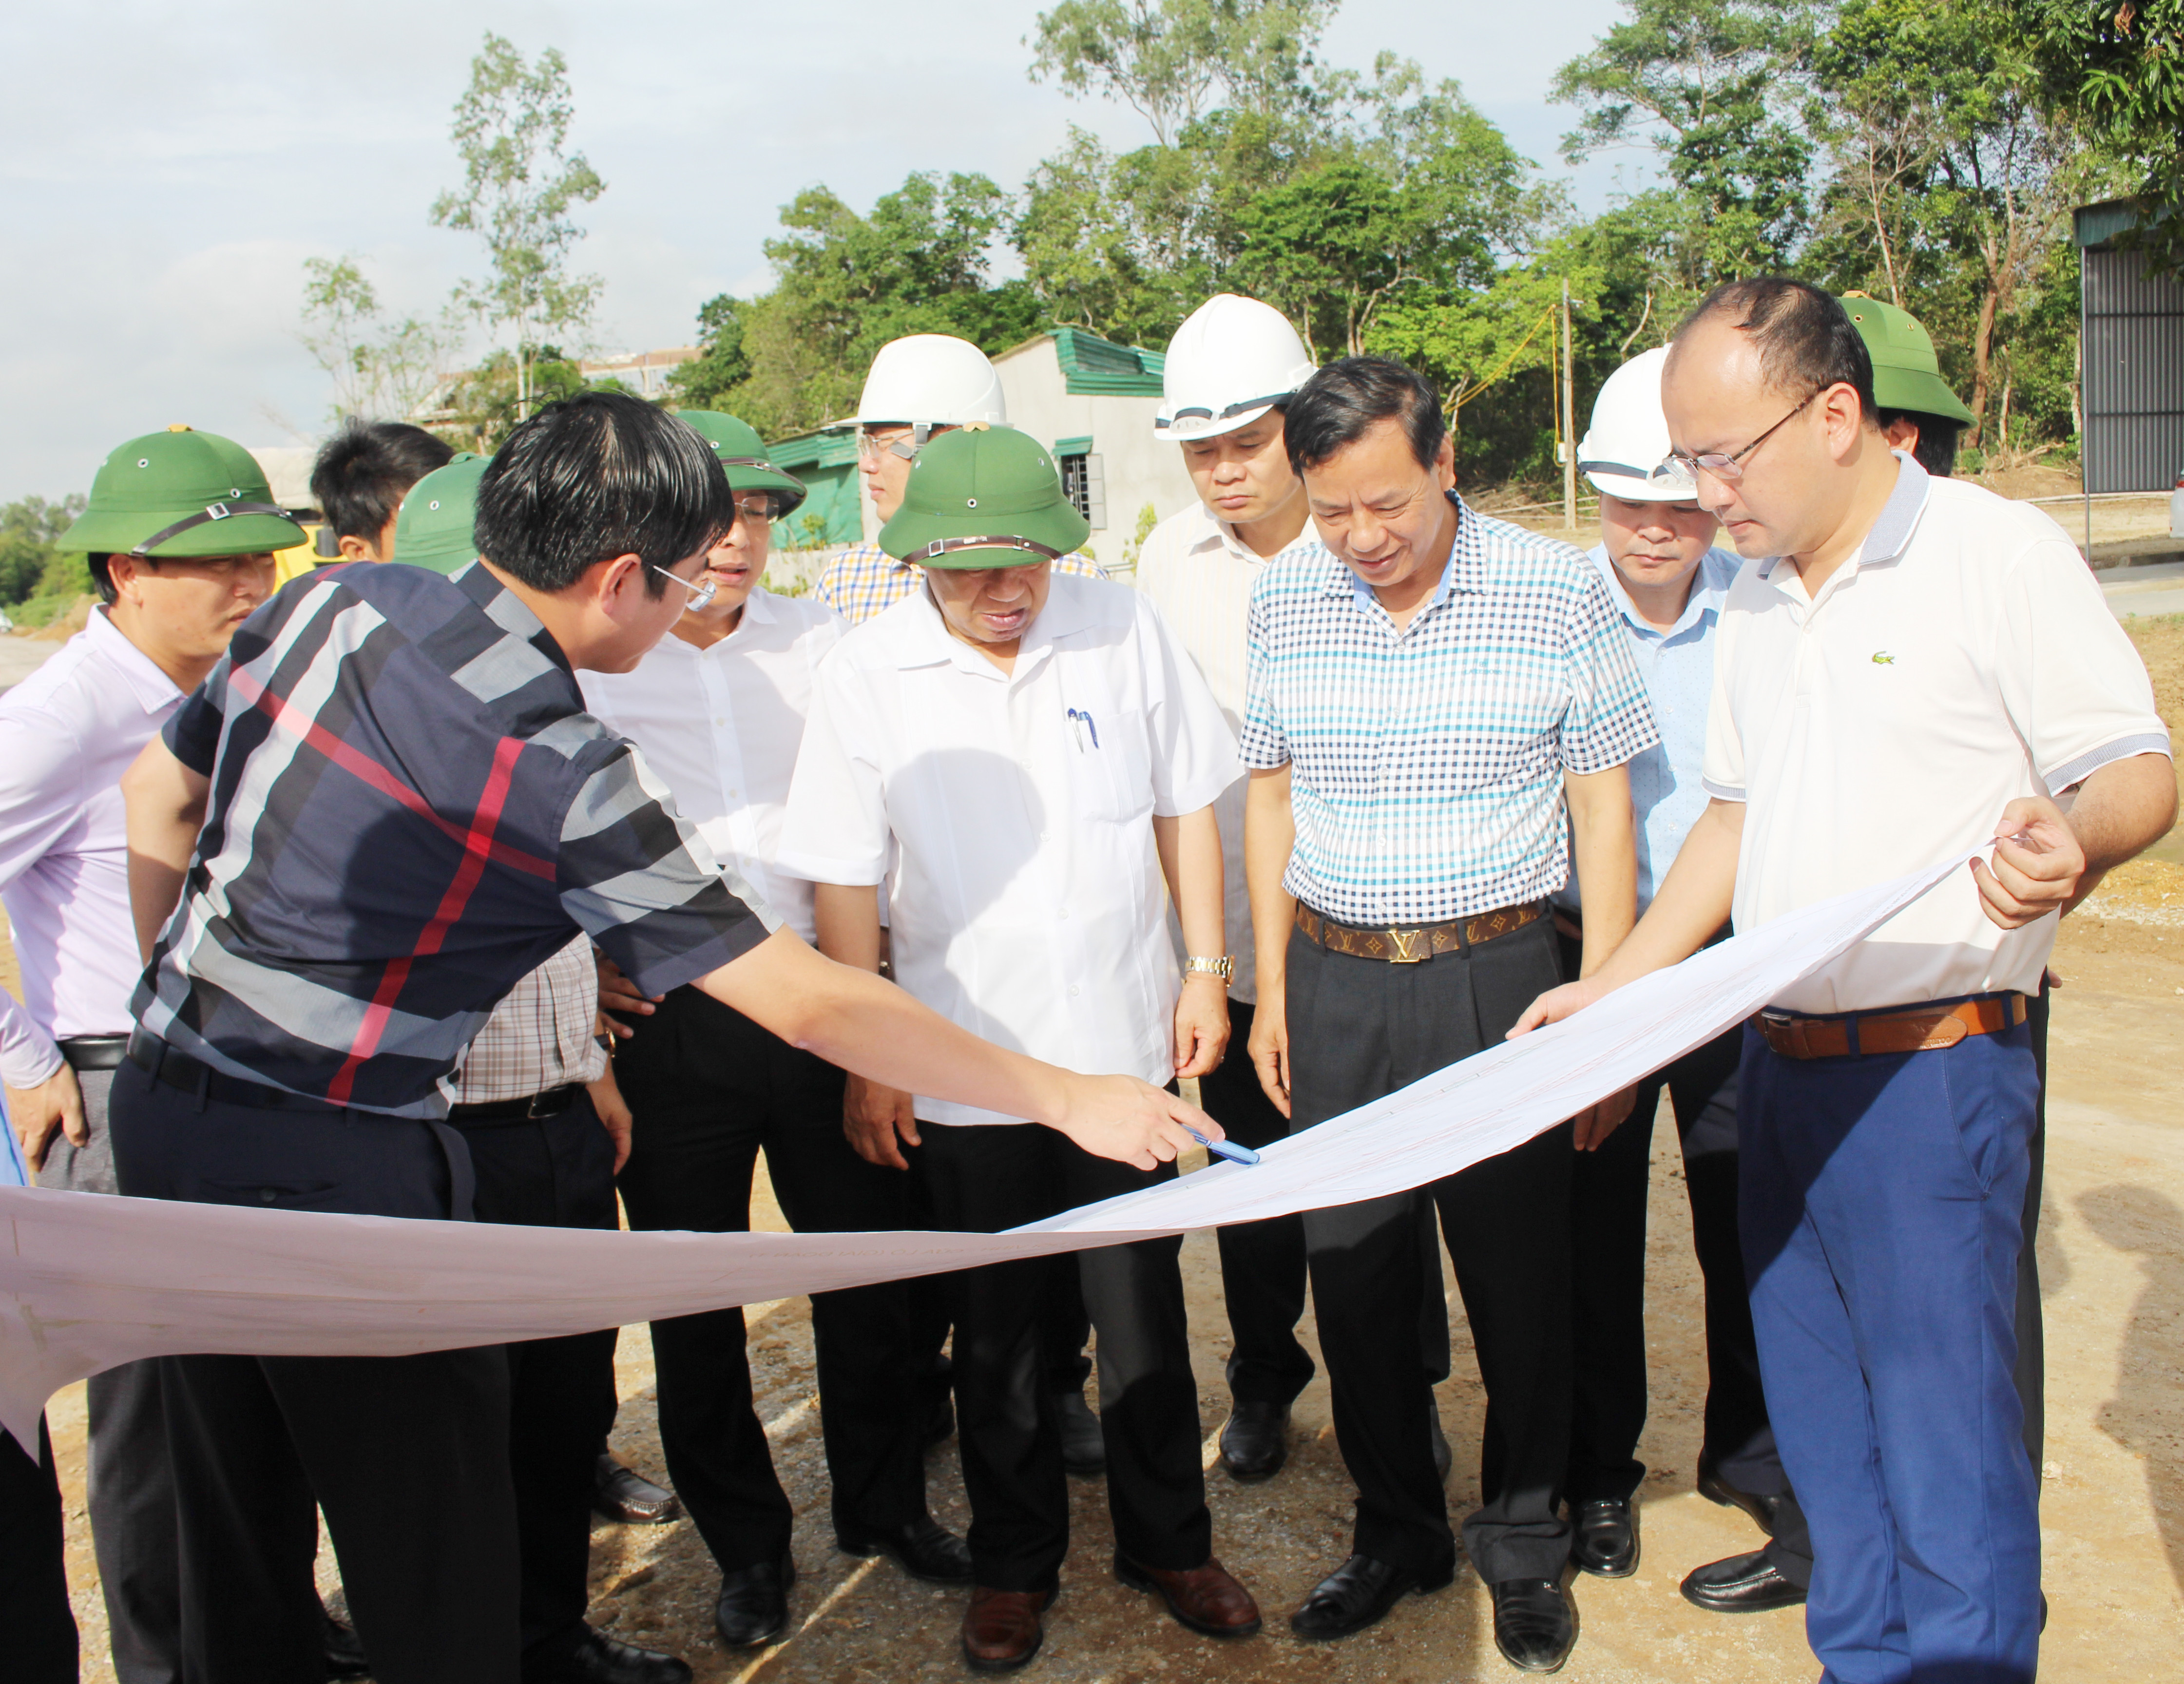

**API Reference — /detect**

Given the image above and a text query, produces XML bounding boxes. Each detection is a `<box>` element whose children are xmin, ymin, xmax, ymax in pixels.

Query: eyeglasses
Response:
<box><xmin>1663</xmin><ymin>391</ymin><xmax>1818</xmax><ymax>484</ymax></box>
<box><xmin>856</xmin><ymin>426</ymin><xmax>919</xmax><ymax>464</ymax></box>
<box><xmin>648</xmin><ymin>561</ymin><xmax>718</xmax><ymax>612</ymax></box>
<box><xmin>732</xmin><ymin>494</ymin><xmax>778</xmax><ymax>523</ymax></box>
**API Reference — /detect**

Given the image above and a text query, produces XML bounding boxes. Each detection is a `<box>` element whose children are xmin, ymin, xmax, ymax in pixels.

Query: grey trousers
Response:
<box><xmin>38</xmin><ymin>1067</ymin><xmax>182</xmax><ymax>1684</ymax></box>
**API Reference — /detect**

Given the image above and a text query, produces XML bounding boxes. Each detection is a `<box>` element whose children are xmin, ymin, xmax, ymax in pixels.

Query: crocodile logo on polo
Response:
<box><xmin>1871</xmin><ymin>651</ymin><xmax>1895</xmax><ymax>665</ymax></box>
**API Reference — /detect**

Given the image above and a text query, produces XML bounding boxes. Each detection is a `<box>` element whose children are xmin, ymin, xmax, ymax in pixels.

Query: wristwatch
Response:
<box><xmin>1183</xmin><ymin>955</ymin><xmax>1234</xmax><ymax>985</ymax></box>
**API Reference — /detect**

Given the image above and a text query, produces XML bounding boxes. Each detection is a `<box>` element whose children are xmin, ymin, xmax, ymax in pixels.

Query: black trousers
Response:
<box><xmin>1201</xmin><ymin>1000</ymin><xmax>1451</xmax><ymax>1407</ymax></box>
<box><xmin>110</xmin><ymin>1059</ymin><xmax>522</xmax><ymax>1684</ymax></box>
<box><xmin>0</xmin><ymin>1416</ymin><xmax>77</xmax><ymax>1684</ymax></box>
<box><xmin>915</xmin><ymin>1121</ymin><xmax>1211</xmax><ymax>1590</ymax></box>
<box><xmin>613</xmin><ymin>985</ymin><xmax>929</xmax><ymax>1571</ymax></box>
<box><xmin>1287</xmin><ymin>915</ymin><xmax>1574</xmax><ymax>1585</ymax></box>
<box><xmin>455</xmin><ymin>1095</ymin><xmax>621</xmax><ymax>1668</ymax></box>
<box><xmin>39</xmin><ymin>1066</ymin><xmax>184</xmax><ymax>1684</ymax></box>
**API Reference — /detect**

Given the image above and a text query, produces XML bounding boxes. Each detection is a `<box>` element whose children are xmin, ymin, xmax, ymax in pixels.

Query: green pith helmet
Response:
<box><xmin>390</xmin><ymin>453</ymin><xmax>490</xmax><ymax>575</ymax></box>
<box><xmin>1837</xmin><ymin>294</ymin><xmax>1977</xmax><ymax>424</ymax></box>
<box><xmin>877</xmin><ymin>423</ymin><xmax>1091</xmax><ymax>568</ymax></box>
<box><xmin>58</xmin><ymin>425</ymin><xmax>305</xmax><ymax>557</ymax></box>
<box><xmin>676</xmin><ymin>412</ymin><xmax>808</xmax><ymax>516</ymax></box>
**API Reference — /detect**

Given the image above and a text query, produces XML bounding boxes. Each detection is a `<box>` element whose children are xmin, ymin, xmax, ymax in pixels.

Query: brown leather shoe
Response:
<box><xmin>960</xmin><ymin>1587</ymin><xmax>1055</xmax><ymax>1672</ymax></box>
<box><xmin>1114</xmin><ymin>1555</ymin><xmax>1262</xmax><ymax>1638</ymax></box>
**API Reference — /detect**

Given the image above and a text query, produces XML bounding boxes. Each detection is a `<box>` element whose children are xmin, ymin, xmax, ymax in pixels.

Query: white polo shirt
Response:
<box><xmin>1704</xmin><ymin>456</ymin><xmax>2170</xmax><ymax>1014</ymax></box>
<box><xmin>580</xmin><ymin>587</ymin><xmax>843</xmax><ymax>944</ymax></box>
<box><xmin>777</xmin><ymin>572</ymin><xmax>1240</xmax><ymax>1127</ymax></box>
<box><xmin>1136</xmin><ymin>500</ymin><xmax>1321</xmax><ymax>1005</ymax></box>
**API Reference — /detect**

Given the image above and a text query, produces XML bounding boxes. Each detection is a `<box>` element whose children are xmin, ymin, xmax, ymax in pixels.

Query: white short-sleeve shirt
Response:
<box><xmin>1704</xmin><ymin>456</ymin><xmax>2170</xmax><ymax>1013</ymax></box>
<box><xmin>581</xmin><ymin>588</ymin><xmax>844</xmax><ymax>944</ymax></box>
<box><xmin>777</xmin><ymin>572</ymin><xmax>1241</xmax><ymax>1126</ymax></box>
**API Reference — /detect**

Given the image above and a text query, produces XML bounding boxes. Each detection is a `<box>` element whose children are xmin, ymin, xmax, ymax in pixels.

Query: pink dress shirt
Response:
<box><xmin>0</xmin><ymin>611</ymin><xmax>183</xmax><ymax>1088</ymax></box>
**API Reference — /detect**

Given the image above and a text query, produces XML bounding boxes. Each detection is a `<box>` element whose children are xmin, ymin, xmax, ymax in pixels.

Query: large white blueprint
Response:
<box><xmin>0</xmin><ymin>854</ymin><xmax>1970</xmax><ymax>1451</ymax></box>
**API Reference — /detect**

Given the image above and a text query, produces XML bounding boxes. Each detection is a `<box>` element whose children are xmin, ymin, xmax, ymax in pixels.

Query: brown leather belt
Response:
<box><xmin>1294</xmin><ymin>899</ymin><xmax>1545</xmax><ymax>963</ymax></box>
<box><xmin>1752</xmin><ymin>993</ymin><xmax>2029</xmax><ymax>1060</ymax></box>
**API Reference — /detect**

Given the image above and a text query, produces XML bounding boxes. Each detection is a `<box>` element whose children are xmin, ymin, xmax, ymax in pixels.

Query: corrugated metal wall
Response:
<box><xmin>2084</xmin><ymin>246</ymin><xmax>2184</xmax><ymax>494</ymax></box>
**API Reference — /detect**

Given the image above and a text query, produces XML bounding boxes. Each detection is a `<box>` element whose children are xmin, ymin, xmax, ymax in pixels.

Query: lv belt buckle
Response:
<box><xmin>1386</xmin><ymin>926</ymin><xmax>1428</xmax><ymax>963</ymax></box>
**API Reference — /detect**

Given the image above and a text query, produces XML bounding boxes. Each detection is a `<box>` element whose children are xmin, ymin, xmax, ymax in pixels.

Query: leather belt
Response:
<box><xmin>58</xmin><ymin>1034</ymin><xmax>130</xmax><ymax>1073</ymax></box>
<box><xmin>1753</xmin><ymin>993</ymin><xmax>2030</xmax><ymax>1060</ymax></box>
<box><xmin>126</xmin><ymin>1029</ymin><xmax>345</xmax><ymax>1112</ymax></box>
<box><xmin>1294</xmin><ymin>899</ymin><xmax>1545</xmax><ymax>963</ymax></box>
<box><xmin>446</xmin><ymin>1084</ymin><xmax>582</xmax><ymax>1126</ymax></box>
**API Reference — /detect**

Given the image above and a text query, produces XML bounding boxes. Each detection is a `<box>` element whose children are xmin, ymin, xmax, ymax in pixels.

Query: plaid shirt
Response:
<box><xmin>814</xmin><ymin>542</ymin><xmax>1109</xmax><ymax>627</ymax></box>
<box><xmin>452</xmin><ymin>935</ymin><xmax>607</xmax><ymax>1104</ymax></box>
<box><xmin>138</xmin><ymin>560</ymin><xmax>774</xmax><ymax>1118</ymax></box>
<box><xmin>1240</xmin><ymin>495</ymin><xmax>1659</xmax><ymax>927</ymax></box>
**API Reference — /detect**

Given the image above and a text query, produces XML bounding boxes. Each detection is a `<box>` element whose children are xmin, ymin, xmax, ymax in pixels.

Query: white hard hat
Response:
<box><xmin>1154</xmin><ymin>294</ymin><xmax>1317</xmax><ymax>443</ymax></box>
<box><xmin>1577</xmin><ymin>346</ymin><xmax>1699</xmax><ymax>502</ymax></box>
<box><xmin>855</xmin><ymin>334</ymin><xmax>1008</xmax><ymax>429</ymax></box>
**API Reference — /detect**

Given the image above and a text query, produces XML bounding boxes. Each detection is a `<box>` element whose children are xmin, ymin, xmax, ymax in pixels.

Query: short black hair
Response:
<box><xmin>1284</xmin><ymin>356</ymin><xmax>1448</xmax><ymax>476</ymax></box>
<box><xmin>309</xmin><ymin>420</ymin><xmax>456</xmax><ymax>543</ymax></box>
<box><xmin>87</xmin><ymin>554</ymin><xmax>117</xmax><ymax>605</ymax></box>
<box><xmin>1876</xmin><ymin>408</ymin><xmax>1961</xmax><ymax>478</ymax></box>
<box><xmin>474</xmin><ymin>390</ymin><xmax>734</xmax><ymax>595</ymax></box>
<box><xmin>1675</xmin><ymin>278</ymin><xmax>1877</xmax><ymax>421</ymax></box>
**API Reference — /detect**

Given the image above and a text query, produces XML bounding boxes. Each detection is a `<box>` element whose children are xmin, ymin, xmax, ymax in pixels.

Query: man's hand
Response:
<box><xmin>843</xmin><ymin>1074</ymin><xmax>920</xmax><ymax>1170</ymax></box>
<box><xmin>1971</xmin><ymin>796</ymin><xmax>2087</xmax><ymax>930</ymax></box>
<box><xmin>1247</xmin><ymin>991</ymin><xmax>1292</xmax><ymax>1118</ymax></box>
<box><xmin>1572</xmin><ymin>1087</ymin><xmax>1637</xmax><ymax>1151</ymax></box>
<box><xmin>1509</xmin><ymin>977</ymin><xmax>1609</xmax><ymax>1039</ymax></box>
<box><xmin>6</xmin><ymin>1063</ymin><xmax>87</xmax><ymax>1176</ymax></box>
<box><xmin>1172</xmin><ymin>976</ymin><xmax>1230</xmax><ymax>1081</ymax></box>
<box><xmin>1050</xmin><ymin>1074</ymin><xmax>1218</xmax><ymax>1170</ymax></box>
<box><xmin>586</xmin><ymin>1067</ymin><xmax>635</xmax><ymax>1173</ymax></box>
<box><xmin>594</xmin><ymin>952</ymin><xmax>659</xmax><ymax>1041</ymax></box>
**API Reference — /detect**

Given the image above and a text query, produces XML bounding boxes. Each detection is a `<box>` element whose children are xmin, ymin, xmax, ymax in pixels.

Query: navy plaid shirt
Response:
<box><xmin>136</xmin><ymin>560</ymin><xmax>774</xmax><ymax>1117</ymax></box>
<box><xmin>1240</xmin><ymin>495</ymin><xmax>1659</xmax><ymax>927</ymax></box>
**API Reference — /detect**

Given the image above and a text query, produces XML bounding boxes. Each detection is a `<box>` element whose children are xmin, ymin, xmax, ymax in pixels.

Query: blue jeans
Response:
<box><xmin>1740</xmin><ymin>1011</ymin><xmax>2040</xmax><ymax>1684</ymax></box>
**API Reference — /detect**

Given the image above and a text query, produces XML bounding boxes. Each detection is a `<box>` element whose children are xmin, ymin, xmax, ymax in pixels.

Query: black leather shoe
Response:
<box><xmin>322</xmin><ymin>1606</ymin><xmax>369</xmax><ymax>1680</ymax></box>
<box><xmin>594</xmin><ymin>1453</ymin><xmax>682</xmax><ymax>1525</ymax></box>
<box><xmin>1490</xmin><ymin>1578</ymin><xmax>1576</xmax><ymax>1673</ymax></box>
<box><xmin>1054</xmin><ymin>1387</ymin><xmax>1105</xmax><ymax>1478</ymax></box>
<box><xmin>1679</xmin><ymin>1550</ymin><xmax>1805</xmax><ymax>1613</ymax></box>
<box><xmin>526</xmin><ymin>1627</ymin><xmax>693</xmax><ymax>1684</ymax></box>
<box><xmin>1217</xmin><ymin>1401</ymin><xmax>1290</xmax><ymax>1481</ymax></box>
<box><xmin>1289</xmin><ymin>1553</ymin><xmax>1454</xmax><ymax>1640</ymax></box>
<box><xmin>1696</xmin><ymin>1454</ymin><xmax>1779</xmax><ymax>1536</ymax></box>
<box><xmin>837</xmin><ymin>1514</ymin><xmax>973</xmax><ymax>1584</ymax></box>
<box><xmin>714</xmin><ymin>1553</ymin><xmax>795</xmax><ymax>1648</ymax></box>
<box><xmin>1430</xmin><ymin>1416</ymin><xmax>1453</xmax><ymax>1484</ymax></box>
<box><xmin>1571</xmin><ymin>1498</ymin><xmax>1638</xmax><ymax>1578</ymax></box>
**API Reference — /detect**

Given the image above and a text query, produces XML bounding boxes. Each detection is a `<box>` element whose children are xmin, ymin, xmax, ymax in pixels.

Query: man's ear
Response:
<box><xmin>104</xmin><ymin>552</ymin><xmax>147</xmax><ymax>606</ymax></box>
<box><xmin>1432</xmin><ymin>430</ymin><xmax>1457</xmax><ymax>487</ymax></box>
<box><xmin>1821</xmin><ymin>382</ymin><xmax>1870</xmax><ymax>463</ymax></box>
<box><xmin>337</xmin><ymin>534</ymin><xmax>377</xmax><ymax>563</ymax></box>
<box><xmin>590</xmin><ymin>553</ymin><xmax>648</xmax><ymax>616</ymax></box>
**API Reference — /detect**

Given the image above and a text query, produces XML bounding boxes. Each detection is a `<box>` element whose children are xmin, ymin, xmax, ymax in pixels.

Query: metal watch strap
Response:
<box><xmin>1183</xmin><ymin>955</ymin><xmax>1233</xmax><ymax>983</ymax></box>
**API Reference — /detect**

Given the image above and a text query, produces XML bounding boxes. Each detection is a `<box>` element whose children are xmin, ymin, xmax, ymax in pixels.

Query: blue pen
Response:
<box><xmin>1186</xmin><ymin>1126</ymin><xmax>1261</xmax><ymax>1167</ymax></box>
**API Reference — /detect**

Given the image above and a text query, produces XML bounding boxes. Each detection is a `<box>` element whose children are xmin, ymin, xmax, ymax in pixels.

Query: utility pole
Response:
<box><xmin>1561</xmin><ymin>279</ymin><xmax>1578</xmax><ymax>531</ymax></box>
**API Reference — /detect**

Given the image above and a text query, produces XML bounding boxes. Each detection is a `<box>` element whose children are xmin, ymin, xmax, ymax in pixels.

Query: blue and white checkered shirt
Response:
<box><xmin>815</xmin><ymin>542</ymin><xmax>1108</xmax><ymax>627</ymax></box>
<box><xmin>1240</xmin><ymin>495</ymin><xmax>1660</xmax><ymax>927</ymax></box>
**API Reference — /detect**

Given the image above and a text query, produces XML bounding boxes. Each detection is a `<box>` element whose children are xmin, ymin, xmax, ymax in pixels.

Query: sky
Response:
<box><xmin>0</xmin><ymin>0</ymin><xmax>1638</xmax><ymax>504</ymax></box>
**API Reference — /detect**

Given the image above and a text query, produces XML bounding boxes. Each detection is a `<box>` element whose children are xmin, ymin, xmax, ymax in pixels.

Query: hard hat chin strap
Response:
<box><xmin>129</xmin><ymin>500</ymin><xmax>290</xmax><ymax>558</ymax></box>
<box><xmin>909</xmin><ymin>535</ymin><xmax>1065</xmax><ymax>563</ymax></box>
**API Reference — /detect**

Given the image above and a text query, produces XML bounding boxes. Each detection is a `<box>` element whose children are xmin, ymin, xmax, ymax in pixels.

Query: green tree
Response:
<box><xmin>2012</xmin><ymin>0</ymin><xmax>2184</xmax><ymax>276</ymax></box>
<box><xmin>298</xmin><ymin>255</ymin><xmax>462</xmax><ymax>422</ymax></box>
<box><xmin>665</xmin><ymin>294</ymin><xmax>750</xmax><ymax>411</ymax></box>
<box><xmin>1552</xmin><ymin>0</ymin><xmax>1819</xmax><ymax>276</ymax></box>
<box><xmin>430</xmin><ymin>34</ymin><xmax>606</xmax><ymax>422</ymax></box>
<box><xmin>0</xmin><ymin>496</ymin><xmax>85</xmax><ymax>609</ymax></box>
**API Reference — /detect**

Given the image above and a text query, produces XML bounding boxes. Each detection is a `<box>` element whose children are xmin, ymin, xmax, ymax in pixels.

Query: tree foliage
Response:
<box><xmin>297</xmin><ymin>255</ymin><xmax>463</xmax><ymax>424</ymax></box>
<box><xmin>0</xmin><ymin>495</ymin><xmax>89</xmax><ymax>617</ymax></box>
<box><xmin>430</xmin><ymin>34</ymin><xmax>606</xmax><ymax>422</ymax></box>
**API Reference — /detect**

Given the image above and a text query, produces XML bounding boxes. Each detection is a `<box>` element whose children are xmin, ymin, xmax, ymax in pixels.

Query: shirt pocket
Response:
<box><xmin>1065</xmin><ymin>704</ymin><xmax>1153</xmax><ymax>824</ymax></box>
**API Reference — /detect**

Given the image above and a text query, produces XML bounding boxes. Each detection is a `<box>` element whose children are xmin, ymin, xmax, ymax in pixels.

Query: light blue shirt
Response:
<box><xmin>1557</xmin><ymin>543</ymin><xmax>1743</xmax><ymax>916</ymax></box>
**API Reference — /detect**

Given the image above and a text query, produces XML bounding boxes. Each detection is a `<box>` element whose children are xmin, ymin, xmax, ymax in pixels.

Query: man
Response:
<box><xmin>0</xmin><ymin>1415</ymin><xmax>75</xmax><ymax>1684</ymax></box>
<box><xmin>113</xmin><ymin>390</ymin><xmax>1219</xmax><ymax>1684</ymax></box>
<box><xmin>1139</xmin><ymin>294</ymin><xmax>1451</xmax><ymax>1486</ymax></box>
<box><xmin>814</xmin><ymin>330</ymin><xmax>1108</xmax><ymax>1478</ymax></box>
<box><xmin>780</xmin><ymin>423</ymin><xmax>1260</xmax><ymax>1671</ymax></box>
<box><xmin>0</xmin><ymin>425</ymin><xmax>305</xmax><ymax>1684</ymax></box>
<box><xmin>311</xmin><ymin>419</ymin><xmax>458</xmax><ymax>563</ymax></box>
<box><xmin>1839</xmin><ymin>293</ymin><xmax>1978</xmax><ymax>478</ymax></box>
<box><xmin>383</xmin><ymin>461</ymin><xmax>691</xmax><ymax>1684</ymax></box>
<box><xmin>1516</xmin><ymin>279</ymin><xmax>2173</xmax><ymax>1683</ymax></box>
<box><xmin>1554</xmin><ymin>348</ymin><xmax>1812</xmax><ymax>1611</ymax></box>
<box><xmin>581</xmin><ymin>413</ymin><xmax>971</xmax><ymax>1650</ymax></box>
<box><xmin>1241</xmin><ymin>357</ymin><xmax>1655</xmax><ymax>1672</ymax></box>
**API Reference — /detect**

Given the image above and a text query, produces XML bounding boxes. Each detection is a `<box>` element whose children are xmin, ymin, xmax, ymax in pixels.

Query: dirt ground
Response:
<box><xmin>16</xmin><ymin>629</ymin><xmax>2184</xmax><ymax>1683</ymax></box>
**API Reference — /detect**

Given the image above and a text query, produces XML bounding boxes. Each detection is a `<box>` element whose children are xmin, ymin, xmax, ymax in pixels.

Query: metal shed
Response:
<box><xmin>2074</xmin><ymin>200</ymin><xmax>2184</xmax><ymax>494</ymax></box>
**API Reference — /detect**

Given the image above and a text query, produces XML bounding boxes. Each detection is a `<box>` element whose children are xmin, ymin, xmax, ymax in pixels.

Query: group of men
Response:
<box><xmin>0</xmin><ymin>274</ymin><xmax>2170</xmax><ymax>1684</ymax></box>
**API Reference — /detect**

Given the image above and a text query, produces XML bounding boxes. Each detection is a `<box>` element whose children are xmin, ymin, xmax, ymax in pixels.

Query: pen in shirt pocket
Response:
<box><xmin>1067</xmin><ymin>707</ymin><xmax>1100</xmax><ymax>753</ymax></box>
